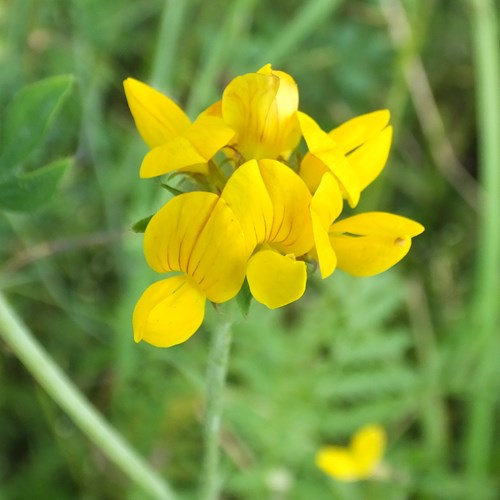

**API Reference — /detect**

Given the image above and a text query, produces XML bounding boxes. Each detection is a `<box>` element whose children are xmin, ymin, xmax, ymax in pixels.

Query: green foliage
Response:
<box><xmin>0</xmin><ymin>75</ymin><xmax>74</xmax><ymax>212</ymax></box>
<box><xmin>0</xmin><ymin>157</ymin><xmax>72</xmax><ymax>212</ymax></box>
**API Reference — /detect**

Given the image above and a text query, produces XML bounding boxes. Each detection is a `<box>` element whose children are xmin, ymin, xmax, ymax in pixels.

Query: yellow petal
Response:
<box><xmin>144</xmin><ymin>192</ymin><xmax>220</xmax><ymax>274</ymax></box>
<box><xmin>311</xmin><ymin>211</ymin><xmax>337</xmax><ymax>279</ymax></box>
<box><xmin>310</xmin><ymin>173</ymin><xmax>343</xmax><ymax>278</ymax></box>
<box><xmin>348</xmin><ymin>126</ymin><xmax>393</xmax><ymax>191</ymax></box>
<box><xmin>332</xmin><ymin>212</ymin><xmax>424</xmax><ymax>237</ymax></box>
<box><xmin>299</xmin><ymin>152</ymin><xmax>329</xmax><ymax>193</ymax></box>
<box><xmin>316</xmin><ymin>446</ymin><xmax>362</xmax><ymax>482</ymax></box>
<box><xmin>258</xmin><ymin>159</ymin><xmax>313</xmax><ymax>256</ymax></box>
<box><xmin>246</xmin><ymin>250</ymin><xmax>307</xmax><ymax>309</ymax></box>
<box><xmin>222</xmin><ymin>72</ymin><xmax>280</xmax><ymax>160</ymax></box>
<box><xmin>297</xmin><ymin>112</ymin><xmax>360</xmax><ymax>207</ymax></box>
<box><xmin>140</xmin><ymin>138</ymin><xmax>208</xmax><ymax>178</ymax></box>
<box><xmin>221</xmin><ymin>159</ymin><xmax>274</xmax><ymax>254</ymax></box>
<box><xmin>221</xmin><ymin>69</ymin><xmax>300</xmax><ymax>160</ymax></box>
<box><xmin>311</xmin><ymin>173</ymin><xmax>343</xmax><ymax>230</ymax></box>
<box><xmin>328</xmin><ymin>109</ymin><xmax>391</xmax><ymax>155</ymax></box>
<box><xmin>330</xmin><ymin>212</ymin><xmax>424</xmax><ymax>276</ymax></box>
<box><xmin>350</xmin><ymin>424</ymin><xmax>386</xmax><ymax>477</ymax></box>
<box><xmin>144</xmin><ymin>192</ymin><xmax>246</xmax><ymax>302</ymax></box>
<box><xmin>186</xmin><ymin>114</ymin><xmax>235</xmax><ymax>161</ymax></box>
<box><xmin>133</xmin><ymin>275</ymin><xmax>206</xmax><ymax>348</ymax></box>
<box><xmin>123</xmin><ymin>78</ymin><xmax>191</xmax><ymax>148</ymax></box>
<box><xmin>187</xmin><ymin>198</ymin><xmax>247</xmax><ymax>303</ymax></box>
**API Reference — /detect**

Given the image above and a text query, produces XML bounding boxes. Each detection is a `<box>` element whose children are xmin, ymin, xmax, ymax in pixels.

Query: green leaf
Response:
<box><xmin>131</xmin><ymin>214</ymin><xmax>154</xmax><ymax>233</ymax></box>
<box><xmin>0</xmin><ymin>75</ymin><xmax>74</xmax><ymax>172</ymax></box>
<box><xmin>0</xmin><ymin>157</ymin><xmax>71</xmax><ymax>212</ymax></box>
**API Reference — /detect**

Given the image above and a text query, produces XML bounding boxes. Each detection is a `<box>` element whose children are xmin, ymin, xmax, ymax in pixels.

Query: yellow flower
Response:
<box><xmin>309</xmin><ymin>171</ymin><xmax>424</xmax><ymax>279</ymax></box>
<box><xmin>298</xmin><ymin>110</ymin><xmax>393</xmax><ymax>208</ymax></box>
<box><xmin>329</xmin><ymin>211</ymin><xmax>424</xmax><ymax>277</ymax></box>
<box><xmin>123</xmin><ymin>78</ymin><xmax>234</xmax><ymax>178</ymax></box>
<box><xmin>316</xmin><ymin>424</ymin><xmax>387</xmax><ymax>482</ymax></box>
<box><xmin>221</xmin><ymin>159</ymin><xmax>314</xmax><ymax>308</ymax></box>
<box><xmin>133</xmin><ymin>192</ymin><xmax>247</xmax><ymax>347</ymax></box>
<box><xmin>220</xmin><ymin>64</ymin><xmax>301</xmax><ymax>161</ymax></box>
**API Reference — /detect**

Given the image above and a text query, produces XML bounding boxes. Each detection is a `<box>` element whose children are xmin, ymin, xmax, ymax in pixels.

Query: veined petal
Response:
<box><xmin>348</xmin><ymin>126</ymin><xmax>393</xmax><ymax>191</ymax></box>
<box><xmin>258</xmin><ymin>65</ymin><xmax>301</xmax><ymax>157</ymax></box>
<box><xmin>330</xmin><ymin>212</ymin><xmax>424</xmax><ymax>276</ymax></box>
<box><xmin>221</xmin><ymin>160</ymin><xmax>274</xmax><ymax>254</ymax></box>
<box><xmin>351</xmin><ymin>425</ymin><xmax>386</xmax><ymax>477</ymax></box>
<box><xmin>133</xmin><ymin>275</ymin><xmax>206</xmax><ymax>348</ymax></box>
<box><xmin>328</xmin><ymin>110</ymin><xmax>390</xmax><ymax>155</ymax></box>
<box><xmin>187</xmin><ymin>198</ymin><xmax>247</xmax><ymax>303</ymax></box>
<box><xmin>222</xmin><ymin>72</ymin><xmax>280</xmax><ymax>160</ymax></box>
<box><xmin>246</xmin><ymin>250</ymin><xmax>307</xmax><ymax>309</ymax></box>
<box><xmin>258</xmin><ymin>159</ymin><xmax>313</xmax><ymax>256</ymax></box>
<box><xmin>316</xmin><ymin>446</ymin><xmax>361</xmax><ymax>482</ymax></box>
<box><xmin>298</xmin><ymin>112</ymin><xmax>360</xmax><ymax>207</ymax></box>
<box><xmin>123</xmin><ymin>78</ymin><xmax>191</xmax><ymax>148</ymax></box>
<box><xmin>144</xmin><ymin>192</ymin><xmax>247</xmax><ymax>302</ymax></box>
<box><xmin>144</xmin><ymin>192</ymin><xmax>220</xmax><ymax>274</ymax></box>
<box><xmin>140</xmin><ymin>138</ymin><xmax>208</xmax><ymax>178</ymax></box>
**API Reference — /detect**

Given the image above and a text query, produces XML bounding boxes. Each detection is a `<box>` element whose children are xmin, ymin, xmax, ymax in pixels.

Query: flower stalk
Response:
<box><xmin>200</xmin><ymin>314</ymin><xmax>234</xmax><ymax>500</ymax></box>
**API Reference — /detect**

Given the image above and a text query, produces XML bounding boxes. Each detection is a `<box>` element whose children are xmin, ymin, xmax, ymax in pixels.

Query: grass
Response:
<box><xmin>0</xmin><ymin>0</ymin><xmax>499</xmax><ymax>498</ymax></box>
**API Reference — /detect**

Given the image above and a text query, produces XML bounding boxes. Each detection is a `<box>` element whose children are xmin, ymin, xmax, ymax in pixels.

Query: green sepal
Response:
<box><xmin>131</xmin><ymin>214</ymin><xmax>154</xmax><ymax>233</ymax></box>
<box><xmin>235</xmin><ymin>278</ymin><xmax>252</xmax><ymax>318</ymax></box>
<box><xmin>0</xmin><ymin>157</ymin><xmax>71</xmax><ymax>212</ymax></box>
<box><xmin>0</xmin><ymin>75</ymin><xmax>74</xmax><ymax>172</ymax></box>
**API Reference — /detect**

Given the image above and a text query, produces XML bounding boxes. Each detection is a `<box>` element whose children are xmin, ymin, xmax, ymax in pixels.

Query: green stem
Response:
<box><xmin>0</xmin><ymin>291</ymin><xmax>176</xmax><ymax>500</ymax></box>
<box><xmin>465</xmin><ymin>0</ymin><xmax>500</xmax><ymax>490</ymax></box>
<box><xmin>200</xmin><ymin>316</ymin><xmax>234</xmax><ymax>500</ymax></box>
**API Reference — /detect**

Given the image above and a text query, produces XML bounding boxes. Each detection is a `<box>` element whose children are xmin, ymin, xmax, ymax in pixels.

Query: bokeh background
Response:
<box><xmin>1</xmin><ymin>0</ymin><xmax>498</xmax><ymax>498</ymax></box>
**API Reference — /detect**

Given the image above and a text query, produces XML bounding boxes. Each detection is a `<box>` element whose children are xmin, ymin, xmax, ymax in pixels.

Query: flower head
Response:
<box><xmin>316</xmin><ymin>424</ymin><xmax>387</xmax><ymax>482</ymax></box>
<box><xmin>124</xmin><ymin>78</ymin><xmax>234</xmax><ymax>178</ymax></box>
<box><xmin>124</xmin><ymin>65</ymin><xmax>424</xmax><ymax>348</ymax></box>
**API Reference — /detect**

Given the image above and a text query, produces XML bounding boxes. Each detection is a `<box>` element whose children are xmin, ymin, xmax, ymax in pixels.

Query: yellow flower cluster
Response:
<box><xmin>124</xmin><ymin>65</ymin><xmax>424</xmax><ymax>348</ymax></box>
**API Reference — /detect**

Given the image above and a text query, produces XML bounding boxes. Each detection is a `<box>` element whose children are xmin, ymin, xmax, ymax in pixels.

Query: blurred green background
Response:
<box><xmin>1</xmin><ymin>0</ymin><xmax>499</xmax><ymax>498</ymax></box>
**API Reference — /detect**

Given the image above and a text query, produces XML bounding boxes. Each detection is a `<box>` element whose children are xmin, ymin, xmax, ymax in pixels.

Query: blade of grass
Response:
<box><xmin>0</xmin><ymin>291</ymin><xmax>176</xmax><ymax>500</ymax></box>
<box><xmin>465</xmin><ymin>0</ymin><xmax>500</xmax><ymax>490</ymax></box>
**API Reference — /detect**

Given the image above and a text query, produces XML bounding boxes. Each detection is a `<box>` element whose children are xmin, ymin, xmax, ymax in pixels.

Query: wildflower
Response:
<box><xmin>316</xmin><ymin>424</ymin><xmax>387</xmax><ymax>482</ymax></box>
<box><xmin>123</xmin><ymin>78</ymin><xmax>234</xmax><ymax>178</ymax></box>
<box><xmin>219</xmin><ymin>64</ymin><xmax>301</xmax><ymax>162</ymax></box>
<box><xmin>298</xmin><ymin>110</ymin><xmax>393</xmax><ymax>208</ymax></box>
<box><xmin>221</xmin><ymin>159</ymin><xmax>313</xmax><ymax>308</ymax></box>
<box><xmin>309</xmin><ymin>172</ymin><xmax>424</xmax><ymax>279</ymax></box>
<box><xmin>133</xmin><ymin>192</ymin><xmax>247</xmax><ymax>347</ymax></box>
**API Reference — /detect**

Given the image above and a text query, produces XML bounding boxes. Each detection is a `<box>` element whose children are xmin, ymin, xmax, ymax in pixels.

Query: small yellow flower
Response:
<box><xmin>308</xmin><ymin>171</ymin><xmax>424</xmax><ymax>279</ymax></box>
<box><xmin>133</xmin><ymin>192</ymin><xmax>247</xmax><ymax>347</ymax></box>
<box><xmin>316</xmin><ymin>424</ymin><xmax>387</xmax><ymax>482</ymax></box>
<box><xmin>220</xmin><ymin>64</ymin><xmax>301</xmax><ymax>161</ymax></box>
<box><xmin>298</xmin><ymin>110</ymin><xmax>393</xmax><ymax>208</ymax></box>
<box><xmin>221</xmin><ymin>159</ymin><xmax>313</xmax><ymax>308</ymax></box>
<box><xmin>123</xmin><ymin>78</ymin><xmax>234</xmax><ymax>178</ymax></box>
